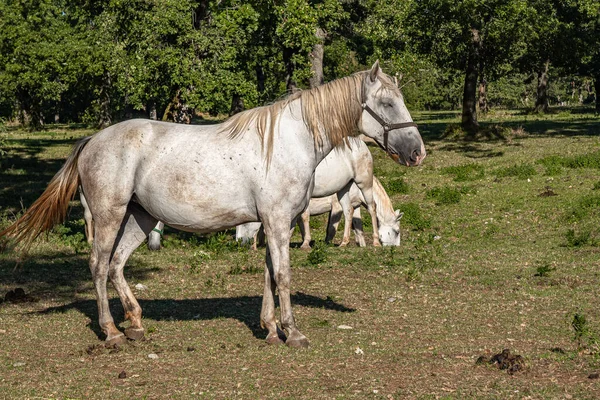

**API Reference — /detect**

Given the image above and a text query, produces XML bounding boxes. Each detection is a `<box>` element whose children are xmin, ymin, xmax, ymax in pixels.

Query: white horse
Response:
<box><xmin>238</xmin><ymin>176</ymin><xmax>403</xmax><ymax>248</ymax></box>
<box><xmin>0</xmin><ymin>62</ymin><xmax>425</xmax><ymax>348</ymax></box>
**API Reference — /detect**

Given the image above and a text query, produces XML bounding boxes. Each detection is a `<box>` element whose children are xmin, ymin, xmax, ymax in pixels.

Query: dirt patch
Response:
<box><xmin>538</xmin><ymin>187</ymin><xmax>558</xmax><ymax>197</ymax></box>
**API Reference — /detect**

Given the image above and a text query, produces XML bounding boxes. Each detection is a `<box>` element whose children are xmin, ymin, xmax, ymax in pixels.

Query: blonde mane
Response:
<box><xmin>372</xmin><ymin>177</ymin><xmax>396</xmax><ymax>223</ymax></box>
<box><xmin>221</xmin><ymin>70</ymin><xmax>399</xmax><ymax>162</ymax></box>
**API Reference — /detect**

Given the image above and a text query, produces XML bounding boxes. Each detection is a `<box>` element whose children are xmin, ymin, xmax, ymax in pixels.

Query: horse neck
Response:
<box><xmin>372</xmin><ymin>177</ymin><xmax>395</xmax><ymax>223</ymax></box>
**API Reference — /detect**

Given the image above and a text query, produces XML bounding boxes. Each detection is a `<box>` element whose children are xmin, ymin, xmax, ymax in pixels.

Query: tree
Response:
<box><xmin>409</xmin><ymin>0</ymin><xmax>533</xmax><ymax>132</ymax></box>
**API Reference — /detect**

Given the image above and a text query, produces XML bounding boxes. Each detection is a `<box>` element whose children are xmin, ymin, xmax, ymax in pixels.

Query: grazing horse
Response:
<box><xmin>0</xmin><ymin>62</ymin><xmax>425</xmax><ymax>348</ymax></box>
<box><xmin>306</xmin><ymin>176</ymin><xmax>403</xmax><ymax>247</ymax></box>
<box><xmin>238</xmin><ymin>176</ymin><xmax>403</xmax><ymax>248</ymax></box>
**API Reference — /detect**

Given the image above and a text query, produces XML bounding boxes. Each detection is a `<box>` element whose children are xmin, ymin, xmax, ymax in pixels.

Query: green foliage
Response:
<box><xmin>571</xmin><ymin>312</ymin><xmax>598</xmax><ymax>350</ymax></box>
<box><xmin>534</xmin><ymin>264</ymin><xmax>555</xmax><ymax>277</ymax></box>
<box><xmin>426</xmin><ymin>186</ymin><xmax>462</xmax><ymax>205</ymax></box>
<box><xmin>442</xmin><ymin>163</ymin><xmax>485</xmax><ymax>182</ymax></box>
<box><xmin>306</xmin><ymin>241</ymin><xmax>328</xmax><ymax>266</ymax></box>
<box><xmin>564</xmin><ymin>229</ymin><xmax>595</xmax><ymax>248</ymax></box>
<box><xmin>399</xmin><ymin>203</ymin><xmax>431</xmax><ymax>230</ymax></box>
<box><xmin>495</xmin><ymin>164</ymin><xmax>537</xmax><ymax>180</ymax></box>
<box><xmin>383</xmin><ymin>178</ymin><xmax>410</xmax><ymax>195</ymax></box>
<box><xmin>566</xmin><ymin>195</ymin><xmax>600</xmax><ymax>222</ymax></box>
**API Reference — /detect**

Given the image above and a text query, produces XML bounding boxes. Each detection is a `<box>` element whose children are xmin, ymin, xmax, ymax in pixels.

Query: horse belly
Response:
<box><xmin>135</xmin><ymin>169</ymin><xmax>258</xmax><ymax>233</ymax></box>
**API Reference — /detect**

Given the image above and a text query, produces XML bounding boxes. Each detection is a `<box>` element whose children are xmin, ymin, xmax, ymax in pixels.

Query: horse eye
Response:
<box><xmin>382</xmin><ymin>102</ymin><xmax>392</xmax><ymax>108</ymax></box>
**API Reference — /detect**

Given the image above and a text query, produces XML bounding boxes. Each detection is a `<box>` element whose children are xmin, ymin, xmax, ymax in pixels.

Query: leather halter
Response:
<box><xmin>361</xmin><ymin>103</ymin><xmax>418</xmax><ymax>154</ymax></box>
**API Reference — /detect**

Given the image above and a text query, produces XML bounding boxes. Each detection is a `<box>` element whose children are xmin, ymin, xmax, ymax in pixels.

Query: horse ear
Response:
<box><xmin>393</xmin><ymin>76</ymin><xmax>398</xmax><ymax>87</ymax></box>
<box><xmin>369</xmin><ymin>60</ymin><xmax>380</xmax><ymax>83</ymax></box>
<box><xmin>395</xmin><ymin>210</ymin><xmax>404</xmax><ymax>220</ymax></box>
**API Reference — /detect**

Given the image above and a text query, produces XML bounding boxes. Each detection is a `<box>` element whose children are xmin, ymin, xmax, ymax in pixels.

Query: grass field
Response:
<box><xmin>1</xmin><ymin>108</ymin><xmax>600</xmax><ymax>399</ymax></box>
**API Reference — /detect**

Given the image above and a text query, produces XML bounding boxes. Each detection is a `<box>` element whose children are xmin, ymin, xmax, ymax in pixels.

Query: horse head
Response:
<box><xmin>378</xmin><ymin>210</ymin><xmax>403</xmax><ymax>246</ymax></box>
<box><xmin>359</xmin><ymin>61</ymin><xmax>426</xmax><ymax>167</ymax></box>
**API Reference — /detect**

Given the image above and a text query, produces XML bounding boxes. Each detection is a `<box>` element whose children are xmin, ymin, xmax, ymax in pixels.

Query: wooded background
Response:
<box><xmin>0</xmin><ymin>0</ymin><xmax>598</xmax><ymax>130</ymax></box>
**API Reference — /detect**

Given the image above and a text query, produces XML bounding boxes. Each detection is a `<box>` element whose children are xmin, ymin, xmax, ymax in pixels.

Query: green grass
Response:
<box><xmin>1</xmin><ymin>109</ymin><xmax>600</xmax><ymax>398</ymax></box>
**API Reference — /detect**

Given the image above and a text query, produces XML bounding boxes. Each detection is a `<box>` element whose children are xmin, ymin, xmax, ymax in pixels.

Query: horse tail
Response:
<box><xmin>0</xmin><ymin>136</ymin><xmax>93</xmax><ymax>252</ymax></box>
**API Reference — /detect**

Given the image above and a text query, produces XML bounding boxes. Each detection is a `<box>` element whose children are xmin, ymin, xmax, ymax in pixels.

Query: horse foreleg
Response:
<box><xmin>263</xmin><ymin>218</ymin><xmax>309</xmax><ymax>348</ymax></box>
<box><xmin>109</xmin><ymin>204</ymin><xmax>157</xmax><ymax>341</ymax></box>
<box><xmin>261</xmin><ymin>247</ymin><xmax>285</xmax><ymax>345</ymax></box>
<box><xmin>325</xmin><ymin>197</ymin><xmax>343</xmax><ymax>243</ymax></box>
<box><xmin>352</xmin><ymin>207</ymin><xmax>366</xmax><ymax>247</ymax></box>
<box><xmin>299</xmin><ymin>208</ymin><xmax>311</xmax><ymax>250</ymax></box>
<box><xmin>361</xmin><ymin>187</ymin><xmax>381</xmax><ymax>247</ymax></box>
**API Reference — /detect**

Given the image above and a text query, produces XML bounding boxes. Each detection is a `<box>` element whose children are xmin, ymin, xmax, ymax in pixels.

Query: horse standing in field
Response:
<box><xmin>0</xmin><ymin>62</ymin><xmax>425</xmax><ymax>348</ymax></box>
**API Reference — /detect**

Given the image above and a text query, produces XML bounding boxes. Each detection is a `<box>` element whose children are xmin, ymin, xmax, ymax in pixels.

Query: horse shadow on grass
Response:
<box><xmin>40</xmin><ymin>292</ymin><xmax>355</xmax><ymax>341</ymax></box>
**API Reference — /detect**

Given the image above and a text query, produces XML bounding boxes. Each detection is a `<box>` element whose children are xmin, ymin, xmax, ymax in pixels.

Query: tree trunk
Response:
<box><xmin>478</xmin><ymin>79</ymin><xmax>488</xmax><ymax>113</ymax></box>
<box><xmin>461</xmin><ymin>29</ymin><xmax>480</xmax><ymax>133</ymax></box>
<box><xmin>97</xmin><ymin>72</ymin><xmax>112</xmax><ymax>128</ymax></box>
<box><xmin>283</xmin><ymin>48</ymin><xmax>299</xmax><ymax>93</ymax></box>
<box><xmin>229</xmin><ymin>93</ymin><xmax>244</xmax><ymax>116</ymax></box>
<box><xmin>149</xmin><ymin>103</ymin><xmax>157</xmax><ymax>120</ymax></box>
<box><xmin>309</xmin><ymin>28</ymin><xmax>326</xmax><ymax>89</ymax></box>
<box><xmin>256</xmin><ymin>64</ymin><xmax>265</xmax><ymax>94</ymax></box>
<box><xmin>594</xmin><ymin>77</ymin><xmax>600</xmax><ymax>113</ymax></box>
<box><xmin>534</xmin><ymin>60</ymin><xmax>550</xmax><ymax>113</ymax></box>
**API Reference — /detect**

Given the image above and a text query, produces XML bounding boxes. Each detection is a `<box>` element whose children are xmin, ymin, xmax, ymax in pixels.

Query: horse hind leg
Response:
<box><xmin>109</xmin><ymin>203</ymin><xmax>158</xmax><ymax>341</ymax></box>
<box><xmin>89</xmin><ymin>206</ymin><xmax>129</xmax><ymax>346</ymax></box>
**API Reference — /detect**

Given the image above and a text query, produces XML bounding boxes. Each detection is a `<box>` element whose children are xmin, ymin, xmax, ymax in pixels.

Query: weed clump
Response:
<box><xmin>399</xmin><ymin>203</ymin><xmax>431</xmax><ymax>230</ymax></box>
<box><xmin>442</xmin><ymin>163</ymin><xmax>485</xmax><ymax>182</ymax></box>
<box><xmin>495</xmin><ymin>164</ymin><xmax>537</xmax><ymax>180</ymax></box>
<box><xmin>564</xmin><ymin>229</ymin><xmax>596</xmax><ymax>247</ymax></box>
<box><xmin>534</xmin><ymin>264</ymin><xmax>556</xmax><ymax>277</ymax></box>
<box><xmin>426</xmin><ymin>186</ymin><xmax>475</xmax><ymax>205</ymax></box>
<box><xmin>571</xmin><ymin>312</ymin><xmax>599</xmax><ymax>351</ymax></box>
<box><xmin>565</xmin><ymin>194</ymin><xmax>600</xmax><ymax>222</ymax></box>
<box><xmin>383</xmin><ymin>178</ymin><xmax>410</xmax><ymax>194</ymax></box>
<box><xmin>306</xmin><ymin>241</ymin><xmax>328</xmax><ymax>266</ymax></box>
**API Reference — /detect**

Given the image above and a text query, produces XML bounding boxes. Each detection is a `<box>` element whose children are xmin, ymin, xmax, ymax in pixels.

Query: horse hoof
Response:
<box><xmin>373</xmin><ymin>241</ymin><xmax>382</xmax><ymax>247</ymax></box>
<box><xmin>266</xmin><ymin>334</ymin><xmax>285</xmax><ymax>345</ymax></box>
<box><xmin>285</xmin><ymin>332</ymin><xmax>309</xmax><ymax>348</ymax></box>
<box><xmin>106</xmin><ymin>333</ymin><xmax>127</xmax><ymax>347</ymax></box>
<box><xmin>300</xmin><ymin>243</ymin><xmax>311</xmax><ymax>251</ymax></box>
<box><xmin>285</xmin><ymin>334</ymin><xmax>310</xmax><ymax>348</ymax></box>
<box><xmin>125</xmin><ymin>327</ymin><xmax>145</xmax><ymax>341</ymax></box>
<box><xmin>339</xmin><ymin>241</ymin><xmax>349</xmax><ymax>247</ymax></box>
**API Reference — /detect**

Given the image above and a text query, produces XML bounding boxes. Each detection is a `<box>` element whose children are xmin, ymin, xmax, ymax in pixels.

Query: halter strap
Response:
<box><xmin>361</xmin><ymin>103</ymin><xmax>418</xmax><ymax>153</ymax></box>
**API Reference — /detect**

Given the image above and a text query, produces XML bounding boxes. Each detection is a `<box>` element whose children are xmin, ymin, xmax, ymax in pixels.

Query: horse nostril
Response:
<box><xmin>411</xmin><ymin>150</ymin><xmax>420</xmax><ymax>162</ymax></box>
